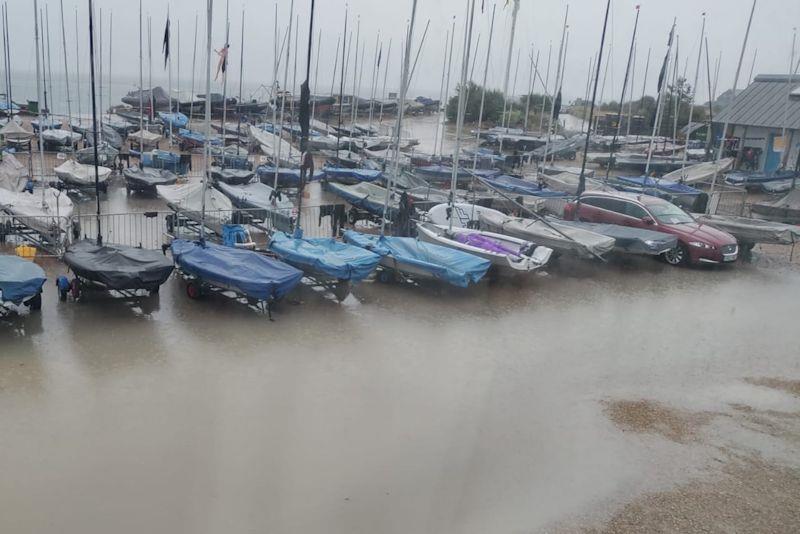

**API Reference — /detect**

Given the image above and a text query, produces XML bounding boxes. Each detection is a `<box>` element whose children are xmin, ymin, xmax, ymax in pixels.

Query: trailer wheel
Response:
<box><xmin>186</xmin><ymin>281</ymin><xmax>203</xmax><ymax>299</ymax></box>
<box><xmin>347</xmin><ymin>208</ymin><xmax>358</xmax><ymax>225</ymax></box>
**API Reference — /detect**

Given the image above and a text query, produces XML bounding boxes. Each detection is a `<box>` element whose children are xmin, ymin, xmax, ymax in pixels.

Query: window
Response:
<box><xmin>582</xmin><ymin>197</ymin><xmax>625</xmax><ymax>213</ymax></box>
<box><xmin>623</xmin><ymin>202</ymin><xmax>649</xmax><ymax>219</ymax></box>
<box><xmin>648</xmin><ymin>201</ymin><xmax>694</xmax><ymax>224</ymax></box>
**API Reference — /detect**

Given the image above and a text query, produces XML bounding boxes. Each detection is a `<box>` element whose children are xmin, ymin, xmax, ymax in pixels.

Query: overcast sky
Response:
<box><xmin>4</xmin><ymin>0</ymin><xmax>799</xmax><ymax>106</ymax></box>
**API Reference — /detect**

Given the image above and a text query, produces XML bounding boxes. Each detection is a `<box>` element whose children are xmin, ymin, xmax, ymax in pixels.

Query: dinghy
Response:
<box><xmin>82</xmin><ymin>124</ymin><xmax>123</xmax><ymax>150</ymax></box>
<box><xmin>157</xmin><ymin>111</ymin><xmax>189</xmax><ymax>129</ymax></box>
<box><xmin>30</xmin><ymin>117</ymin><xmax>62</xmax><ymax>132</ymax></box>
<box><xmin>177</xmin><ymin>128</ymin><xmax>222</xmax><ymax>149</ymax></box>
<box><xmin>41</xmin><ymin>128</ymin><xmax>82</xmax><ymax>148</ymax></box>
<box><xmin>611</xmin><ymin>175</ymin><xmax>706</xmax><ymax>211</ymax></box>
<box><xmin>0</xmin><ymin>188</ymin><xmax>74</xmax><ymax>246</ymax></box>
<box><xmin>140</xmin><ymin>149</ymin><xmax>189</xmax><ymax>174</ymax></box>
<box><xmin>255</xmin><ymin>165</ymin><xmax>324</xmax><ymax>187</ymax></box>
<box><xmin>103</xmin><ymin>115</ymin><xmax>136</xmax><ymax>135</ymax></box>
<box><xmin>54</xmin><ymin>160</ymin><xmax>112</xmax><ymax>189</ymax></box>
<box><xmin>0</xmin><ymin>154</ymin><xmax>29</xmax><ymax>192</ymax></box>
<box><xmin>416</xmin><ymin>220</ymin><xmax>552</xmax><ymax>277</ymax></box>
<box><xmin>322</xmin><ymin>167</ymin><xmax>383</xmax><ymax>184</ymax></box>
<box><xmin>128</xmin><ymin>128</ymin><xmax>162</xmax><ymax>148</ymax></box>
<box><xmin>62</xmin><ymin>239</ymin><xmax>174</xmax><ymax>299</ymax></box>
<box><xmin>725</xmin><ymin>169</ymin><xmax>799</xmax><ymax>188</ymax></box>
<box><xmin>123</xmin><ymin>166</ymin><xmax>177</xmax><ymax>194</ymax></box>
<box><xmin>76</xmin><ymin>144</ymin><xmax>119</xmax><ymax>166</ymax></box>
<box><xmin>269</xmin><ymin>230</ymin><xmax>381</xmax><ymax>299</ymax></box>
<box><xmin>248</xmin><ymin>124</ymin><xmax>299</xmax><ymax>167</ymax></box>
<box><xmin>325</xmin><ymin>181</ymin><xmax>398</xmax><ymax>218</ymax></box>
<box><xmin>0</xmin><ymin>120</ymin><xmax>33</xmax><ymax>149</ymax></box>
<box><xmin>157</xmin><ymin>180</ymin><xmax>234</xmax><ymax>235</ymax></box>
<box><xmin>215</xmin><ymin>181</ymin><xmax>295</xmax><ymax>232</ymax></box>
<box><xmin>170</xmin><ymin>238</ymin><xmax>303</xmax><ymax>306</ymax></box>
<box><xmin>480</xmin><ymin>174</ymin><xmax>568</xmax><ymax>198</ymax></box>
<box><xmin>426</xmin><ymin>203</ymin><xmax>614</xmax><ymax>259</ymax></box>
<box><xmin>0</xmin><ymin>254</ymin><xmax>46</xmax><ymax>314</ymax></box>
<box><xmin>209</xmin><ymin>166</ymin><xmax>254</xmax><ymax>185</ymax></box>
<box><xmin>342</xmin><ymin>230</ymin><xmax>491</xmax><ymax>287</ymax></box>
<box><xmin>692</xmin><ymin>213</ymin><xmax>800</xmax><ymax>246</ymax></box>
<box><xmin>555</xmin><ymin>219</ymin><xmax>678</xmax><ymax>256</ymax></box>
<box><xmin>661</xmin><ymin>158</ymin><xmax>734</xmax><ymax>184</ymax></box>
<box><xmin>414</xmin><ymin>165</ymin><xmax>499</xmax><ymax>186</ymax></box>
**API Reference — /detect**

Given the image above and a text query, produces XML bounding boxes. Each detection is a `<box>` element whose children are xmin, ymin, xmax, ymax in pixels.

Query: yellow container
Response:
<box><xmin>15</xmin><ymin>245</ymin><xmax>37</xmax><ymax>260</ymax></box>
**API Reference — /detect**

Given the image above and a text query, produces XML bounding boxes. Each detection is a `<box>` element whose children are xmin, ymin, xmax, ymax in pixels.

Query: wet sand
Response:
<box><xmin>2</xmin><ymin>249</ymin><xmax>800</xmax><ymax>533</ymax></box>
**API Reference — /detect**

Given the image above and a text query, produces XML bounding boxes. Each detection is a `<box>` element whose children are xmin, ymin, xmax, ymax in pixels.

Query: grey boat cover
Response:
<box><xmin>63</xmin><ymin>239</ymin><xmax>174</xmax><ymax>291</ymax></box>
<box><xmin>123</xmin><ymin>166</ymin><xmax>178</xmax><ymax>190</ymax></box>
<box><xmin>692</xmin><ymin>213</ymin><xmax>800</xmax><ymax>245</ymax></box>
<box><xmin>750</xmin><ymin>189</ymin><xmax>800</xmax><ymax>224</ymax></box>
<box><xmin>479</xmin><ymin>211</ymin><xmax>616</xmax><ymax>258</ymax></box>
<box><xmin>554</xmin><ymin>219</ymin><xmax>678</xmax><ymax>255</ymax></box>
<box><xmin>0</xmin><ymin>154</ymin><xmax>29</xmax><ymax>192</ymax></box>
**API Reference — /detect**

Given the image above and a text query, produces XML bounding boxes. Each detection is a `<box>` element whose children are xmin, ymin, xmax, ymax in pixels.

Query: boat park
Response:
<box><xmin>2</xmin><ymin>0</ymin><xmax>800</xmax><ymax>532</ymax></box>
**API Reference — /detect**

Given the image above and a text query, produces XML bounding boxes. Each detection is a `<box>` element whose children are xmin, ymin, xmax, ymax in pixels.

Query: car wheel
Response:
<box><xmin>663</xmin><ymin>244</ymin><xmax>688</xmax><ymax>266</ymax></box>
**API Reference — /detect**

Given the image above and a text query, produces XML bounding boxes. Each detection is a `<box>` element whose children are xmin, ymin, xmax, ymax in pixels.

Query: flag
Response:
<box><xmin>481</xmin><ymin>0</ymin><xmax>485</xmax><ymax>13</ymax></box>
<box><xmin>552</xmin><ymin>89</ymin><xmax>562</xmax><ymax>122</ymax></box>
<box><xmin>656</xmin><ymin>25</ymin><xmax>674</xmax><ymax>92</ymax></box>
<box><xmin>215</xmin><ymin>44</ymin><xmax>229</xmax><ymax>81</ymax></box>
<box><xmin>377</xmin><ymin>46</ymin><xmax>382</xmax><ymax>68</ymax></box>
<box><xmin>162</xmin><ymin>17</ymin><xmax>170</xmax><ymax>69</ymax></box>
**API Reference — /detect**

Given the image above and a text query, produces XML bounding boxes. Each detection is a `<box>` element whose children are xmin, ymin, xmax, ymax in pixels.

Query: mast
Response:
<box><xmin>297</xmin><ymin>0</ymin><xmax>316</xmax><ymax>230</ymax></box>
<box><xmin>334</xmin><ymin>9</ymin><xmax>348</xmax><ymax>161</ymax></box>
<box><xmin>221</xmin><ymin>0</ymin><xmax>230</xmax><ymax>152</ymax></box>
<box><xmin>40</xmin><ymin>10</ymin><xmax>48</xmax><ymax>116</ymax></box>
<box><xmin>367</xmin><ymin>32</ymin><xmax>380</xmax><ymax>135</ymax></box>
<box><xmin>236</xmin><ymin>9</ymin><xmax>244</xmax><ymax>154</ymax></box>
<box><xmin>747</xmin><ymin>48</ymin><xmax>758</xmax><ymax>85</ymax></box>
<box><xmin>644</xmin><ymin>20</ymin><xmax>676</xmax><ymax>176</ymax></box>
<box><xmin>97</xmin><ymin>8</ymin><xmax>102</xmax><ymax>132</ymax></box>
<box><xmin>524</xmin><ymin>46</ymin><xmax>537</xmax><ymax>132</ymax></box>
<box><xmin>538</xmin><ymin>42</ymin><xmax>551</xmax><ymax>133</ymax></box>
<box><xmin>189</xmin><ymin>13</ymin><xmax>198</xmax><ymax>128</ymax></box>
<box><xmin>636</xmin><ymin>46</ymin><xmax>651</xmax><ymax>141</ymax></box>
<box><xmin>347</xmin><ymin>17</ymin><xmax>360</xmax><ymax>153</ymax></box>
<box><xmin>670</xmin><ymin>36</ymin><xmax>680</xmax><ymax>157</ymax></box>
<box><xmin>87</xmin><ymin>0</ymin><xmax>102</xmax><ymax>242</ymax></box>
<box><xmin>550</xmin><ymin>29</ymin><xmax>569</xmax><ymax>168</ymax></box>
<box><xmin>149</xmin><ymin>16</ymin><xmax>153</xmax><ymax>123</ymax></box>
<box><xmin>780</xmin><ymin>29</ymin><xmax>796</xmax><ymax>168</ymax></box>
<box><xmin>541</xmin><ymin>6</ymin><xmax>568</xmax><ymax>173</ymax></box>
<box><xmin>433</xmin><ymin>29</ymin><xmax>449</xmax><ymax>157</ymax></box>
<box><xmin>32</xmin><ymin>0</ymin><xmax>46</xmax><ymax>207</ymax></box>
<box><xmin>271</xmin><ymin>3</ymin><xmax>280</xmax><ymax>149</ymax></box>
<box><xmin>604</xmin><ymin>5</ymin><xmax>640</xmax><ymax>184</ymax></box>
<box><xmin>380</xmin><ymin>0</ymin><xmax>419</xmax><ymax>236</ymax></box>
<box><xmin>472</xmin><ymin>3</ymin><xmax>496</xmax><ymax>169</ymax></box>
<box><xmin>273</xmin><ymin>0</ymin><xmax>295</xmax><ymax>189</ymax></box>
<box><xmin>626</xmin><ymin>41</ymin><xmax>636</xmax><ymax>137</ymax></box>
<box><xmin>75</xmin><ymin>9</ymin><xmax>81</xmax><ymax>125</ymax></box>
<box><xmin>577</xmin><ymin>0</ymin><xmax>612</xmax><ymax>195</ymax></box>
<box><xmin>45</xmin><ymin>6</ymin><xmax>54</xmax><ymax>118</ymax></box>
<box><xmin>447</xmin><ymin>0</ymin><xmax>476</xmax><ymax>234</ymax></box>
<box><xmin>138</xmin><ymin>0</ymin><xmax>144</xmax><ymax>140</ymax></box>
<box><xmin>580</xmin><ymin>55</ymin><xmax>594</xmax><ymax>134</ymax></box>
<box><xmin>3</xmin><ymin>5</ymin><xmax>12</xmax><ymax>116</ymax></box>
<box><xmin>167</xmin><ymin>6</ymin><xmax>173</xmax><ymax>145</ymax></box>
<box><xmin>289</xmin><ymin>15</ymin><xmax>299</xmax><ymax>160</ymax></box>
<box><xmin>498</xmin><ymin>0</ymin><xmax>520</xmax><ymax>154</ymax></box>
<box><xmin>108</xmin><ymin>11</ymin><xmax>112</xmax><ymax>123</ymax></box>
<box><xmin>709</xmin><ymin>0</ymin><xmax>757</xmax><ymax>197</ymax></box>
<box><xmin>377</xmin><ymin>39</ymin><xmax>392</xmax><ymax>125</ymax></box>
<box><xmin>200</xmin><ymin>0</ymin><xmax>213</xmax><ymax>242</ymax></box>
<box><xmin>310</xmin><ymin>27</ymin><xmax>321</xmax><ymax>124</ymax></box>
<box><xmin>176</xmin><ymin>20</ymin><xmax>180</xmax><ymax>121</ymax></box>
<box><xmin>677</xmin><ymin>14</ymin><xmax>706</xmax><ymax>181</ymax></box>
<box><xmin>59</xmin><ymin>0</ymin><xmax>72</xmax><ymax>132</ymax></box>
<box><xmin>439</xmin><ymin>17</ymin><xmax>455</xmax><ymax>159</ymax></box>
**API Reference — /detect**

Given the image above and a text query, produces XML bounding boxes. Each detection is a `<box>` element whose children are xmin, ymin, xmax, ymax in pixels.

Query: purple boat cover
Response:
<box><xmin>454</xmin><ymin>232</ymin><xmax>521</xmax><ymax>257</ymax></box>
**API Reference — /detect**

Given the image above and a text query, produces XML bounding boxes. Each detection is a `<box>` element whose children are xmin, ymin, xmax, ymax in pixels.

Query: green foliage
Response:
<box><xmin>446</xmin><ymin>82</ymin><xmax>505</xmax><ymax>123</ymax></box>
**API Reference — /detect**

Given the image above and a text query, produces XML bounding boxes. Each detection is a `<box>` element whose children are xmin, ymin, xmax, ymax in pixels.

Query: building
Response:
<box><xmin>713</xmin><ymin>74</ymin><xmax>800</xmax><ymax>173</ymax></box>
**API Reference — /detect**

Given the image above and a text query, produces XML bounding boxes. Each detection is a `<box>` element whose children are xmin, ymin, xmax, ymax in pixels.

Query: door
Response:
<box><xmin>620</xmin><ymin>201</ymin><xmax>651</xmax><ymax>228</ymax></box>
<box><xmin>764</xmin><ymin>134</ymin><xmax>783</xmax><ymax>173</ymax></box>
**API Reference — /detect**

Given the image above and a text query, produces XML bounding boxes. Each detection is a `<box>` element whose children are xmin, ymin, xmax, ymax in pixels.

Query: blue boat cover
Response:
<box><xmin>482</xmin><ymin>174</ymin><xmax>568</xmax><ymax>197</ymax></box>
<box><xmin>343</xmin><ymin>231</ymin><xmax>491</xmax><ymax>287</ymax></box>
<box><xmin>615</xmin><ymin>175</ymin><xmax>701</xmax><ymax>196</ymax></box>
<box><xmin>171</xmin><ymin>239</ymin><xmax>303</xmax><ymax>301</ymax></box>
<box><xmin>269</xmin><ymin>231</ymin><xmax>380</xmax><ymax>283</ymax></box>
<box><xmin>0</xmin><ymin>255</ymin><xmax>46</xmax><ymax>304</ymax></box>
<box><xmin>416</xmin><ymin>165</ymin><xmax>501</xmax><ymax>181</ymax></box>
<box><xmin>322</xmin><ymin>167</ymin><xmax>383</xmax><ymax>183</ymax></box>
<box><xmin>158</xmin><ymin>111</ymin><xmax>189</xmax><ymax>129</ymax></box>
<box><xmin>256</xmin><ymin>165</ymin><xmax>324</xmax><ymax>186</ymax></box>
<box><xmin>178</xmin><ymin>128</ymin><xmax>222</xmax><ymax>146</ymax></box>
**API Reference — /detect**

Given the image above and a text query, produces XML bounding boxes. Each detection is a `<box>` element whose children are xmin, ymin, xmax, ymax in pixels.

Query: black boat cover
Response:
<box><xmin>124</xmin><ymin>166</ymin><xmax>178</xmax><ymax>191</ymax></box>
<box><xmin>554</xmin><ymin>219</ymin><xmax>678</xmax><ymax>255</ymax></box>
<box><xmin>64</xmin><ymin>240</ymin><xmax>174</xmax><ymax>291</ymax></box>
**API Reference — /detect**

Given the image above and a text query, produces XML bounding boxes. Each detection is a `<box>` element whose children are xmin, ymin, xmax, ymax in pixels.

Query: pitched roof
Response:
<box><xmin>714</xmin><ymin>74</ymin><xmax>800</xmax><ymax>130</ymax></box>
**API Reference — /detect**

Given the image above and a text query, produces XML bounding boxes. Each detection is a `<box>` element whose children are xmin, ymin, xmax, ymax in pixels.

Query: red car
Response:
<box><xmin>563</xmin><ymin>191</ymin><xmax>739</xmax><ymax>265</ymax></box>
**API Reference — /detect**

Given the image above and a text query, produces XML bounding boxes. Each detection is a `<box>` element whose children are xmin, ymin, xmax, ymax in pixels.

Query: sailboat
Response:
<box><xmin>0</xmin><ymin>253</ymin><xmax>46</xmax><ymax>315</ymax></box>
<box><xmin>62</xmin><ymin>0</ymin><xmax>173</xmax><ymax>301</ymax></box>
<box><xmin>414</xmin><ymin>0</ymin><xmax>553</xmax><ymax>277</ymax></box>
<box><xmin>169</xmin><ymin>0</ymin><xmax>304</xmax><ymax>315</ymax></box>
<box><xmin>54</xmin><ymin>159</ymin><xmax>112</xmax><ymax>190</ymax></box>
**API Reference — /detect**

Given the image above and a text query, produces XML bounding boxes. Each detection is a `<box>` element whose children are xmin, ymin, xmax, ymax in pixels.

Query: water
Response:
<box><xmin>2</xmin><ymin>249</ymin><xmax>799</xmax><ymax>532</ymax></box>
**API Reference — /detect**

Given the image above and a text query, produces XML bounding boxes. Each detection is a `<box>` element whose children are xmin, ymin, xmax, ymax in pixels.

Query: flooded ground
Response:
<box><xmin>2</xmin><ymin>249</ymin><xmax>800</xmax><ymax>533</ymax></box>
<box><xmin>3</xmin><ymin>115</ymin><xmax>800</xmax><ymax>532</ymax></box>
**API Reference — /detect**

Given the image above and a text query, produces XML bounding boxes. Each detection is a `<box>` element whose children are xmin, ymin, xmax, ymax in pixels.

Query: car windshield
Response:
<box><xmin>647</xmin><ymin>202</ymin><xmax>694</xmax><ymax>224</ymax></box>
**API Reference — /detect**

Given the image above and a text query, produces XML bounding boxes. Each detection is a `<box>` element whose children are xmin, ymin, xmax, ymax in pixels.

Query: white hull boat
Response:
<box><xmin>54</xmin><ymin>160</ymin><xmax>112</xmax><ymax>188</ymax></box>
<box><xmin>157</xmin><ymin>179</ymin><xmax>233</xmax><ymax>236</ymax></box>
<box><xmin>661</xmin><ymin>158</ymin><xmax>734</xmax><ymax>184</ymax></box>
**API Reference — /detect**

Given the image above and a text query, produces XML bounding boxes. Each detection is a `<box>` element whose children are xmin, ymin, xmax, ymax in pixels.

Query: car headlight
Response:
<box><xmin>688</xmin><ymin>241</ymin><xmax>712</xmax><ymax>249</ymax></box>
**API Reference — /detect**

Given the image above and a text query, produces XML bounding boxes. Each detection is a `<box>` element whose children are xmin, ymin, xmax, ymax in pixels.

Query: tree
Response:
<box><xmin>446</xmin><ymin>82</ymin><xmax>505</xmax><ymax>123</ymax></box>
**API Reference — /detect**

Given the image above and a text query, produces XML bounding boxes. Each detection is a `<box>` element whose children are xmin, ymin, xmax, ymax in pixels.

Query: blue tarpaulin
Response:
<box><xmin>269</xmin><ymin>232</ymin><xmax>380</xmax><ymax>283</ymax></box>
<box><xmin>482</xmin><ymin>174</ymin><xmax>568</xmax><ymax>197</ymax></box>
<box><xmin>256</xmin><ymin>165</ymin><xmax>324</xmax><ymax>186</ymax></box>
<box><xmin>158</xmin><ymin>111</ymin><xmax>189</xmax><ymax>129</ymax></box>
<box><xmin>178</xmin><ymin>128</ymin><xmax>222</xmax><ymax>146</ymax></box>
<box><xmin>171</xmin><ymin>239</ymin><xmax>303</xmax><ymax>301</ymax></box>
<box><xmin>0</xmin><ymin>255</ymin><xmax>46</xmax><ymax>304</ymax></box>
<box><xmin>614</xmin><ymin>175</ymin><xmax>701</xmax><ymax>196</ymax></box>
<box><xmin>343</xmin><ymin>231</ymin><xmax>491</xmax><ymax>287</ymax></box>
<box><xmin>322</xmin><ymin>167</ymin><xmax>383</xmax><ymax>183</ymax></box>
<box><xmin>725</xmin><ymin>170</ymin><xmax>798</xmax><ymax>186</ymax></box>
<box><xmin>415</xmin><ymin>165</ymin><xmax>501</xmax><ymax>182</ymax></box>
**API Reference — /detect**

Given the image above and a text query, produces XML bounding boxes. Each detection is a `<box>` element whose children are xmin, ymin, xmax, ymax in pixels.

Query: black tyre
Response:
<box><xmin>663</xmin><ymin>243</ymin><xmax>689</xmax><ymax>266</ymax></box>
<box><xmin>27</xmin><ymin>293</ymin><xmax>42</xmax><ymax>311</ymax></box>
<box><xmin>70</xmin><ymin>278</ymin><xmax>82</xmax><ymax>300</ymax></box>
